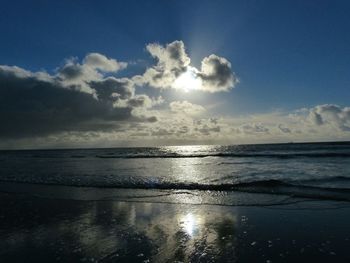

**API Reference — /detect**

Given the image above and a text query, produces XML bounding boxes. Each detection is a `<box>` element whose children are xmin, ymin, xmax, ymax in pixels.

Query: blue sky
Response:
<box><xmin>0</xmin><ymin>0</ymin><xmax>350</xmax><ymax>147</ymax></box>
<box><xmin>1</xmin><ymin>0</ymin><xmax>350</xmax><ymax>113</ymax></box>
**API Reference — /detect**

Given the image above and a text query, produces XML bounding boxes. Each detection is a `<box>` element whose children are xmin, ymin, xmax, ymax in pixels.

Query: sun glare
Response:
<box><xmin>182</xmin><ymin>213</ymin><xmax>196</xmax><ymax>236</ymax></box>
<box><xmin>174</xmin><ymin>67</ymin><xmax>202</xmax><ymax>92</ymax></box>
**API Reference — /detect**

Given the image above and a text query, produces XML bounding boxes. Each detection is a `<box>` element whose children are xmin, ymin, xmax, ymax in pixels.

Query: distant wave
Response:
<box><xmin>1</xmin><ymin>146</ymin><xmax>348</xmax><ymax>160</ymax></box>
<box><xmin>95</xmin><ymin>152</ymin><xmax>350</xmax><ymax>159</ymax></box>
<box><xmin>2</xmin><ymin>142</ymin><xmax>350</xmax><ymax>204</ymax></box>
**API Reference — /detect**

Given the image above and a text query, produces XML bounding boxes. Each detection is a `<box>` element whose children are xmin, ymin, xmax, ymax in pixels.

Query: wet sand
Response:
<box><xmin>0</xmin><ymin>191</ymin><xmax>350</xmax><ymax>262</ymax></box>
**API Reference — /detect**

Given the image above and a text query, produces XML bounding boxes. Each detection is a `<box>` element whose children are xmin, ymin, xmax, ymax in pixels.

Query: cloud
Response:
<box><xmin>197</xmin><ymin>54</ymin><xmax>238</xmax><ymax>92</ymax></box>
<box><xmin>0</xmin><ymin>65</ymin><xmax>50</xmax><ymax>80</ymax></box>
<box><xmin>308</xmin><ymin>104</ymin><xmax>350</xmax><ymax>131</ymax></box>
<box><xmin>170</xmin><ymin>100</ymin><xmax>205</xmax><ymax>116</ymax></box>
<box><xmin>309</xmin><ymin>111</ymin><xmax>324</xmax><ymax>125</ymax></box>
<box><xmin>57</xmin><ymin>53</ymin><xmax>127</xmax><ymax>94</ymax></box>
<box><xmin>0</xmin><ymin>57</ymin><xmax>155</xmax><ymax>139</ymax></box>
<box><xmin>83</xmin><ymin>53</ymin><xmax>127</xmax><ymax>72</ymax></box>
<box><xmin>90</xmin><ymin>77</ymin><xmax>134</xmax><ymax>101</ymax></box>
<box><xmin>147</xmin><ymin>41</ymin><xmax>190</xmax><ymax>72</ymax></box>
<box><xmin>135</xmin><ymin>41</ymin><xmax>237</xmax><ymax>92</ymax></box>
<box><xmin>191</xmin><ymin>118</ymin><xmax>221</xmax><ymax>136</ymax></box>
<box><xmin>126</xmin><ymin>95</ymin><xmax>164</xmax><ymax>108</ymax></box>
<box><xmin>278</xmin><ymin>124</ymin><xmax>291</xmax><ymax>133</ymax></box>
<box><xmin>1</xmin><ymin>40</ymin><xmax>350</xmax><ymax>148</ymax></box>
<box><xmin>238</xmin><ymin>123</ymin><xmax>270</xmax><ymax>135</ymax></box>
<box><xmin>1</xmin><ymin>97</ymin><xmax>350</xmax><ymax>148</ymax></box>
<box><xmin>137</xmin><ymin>41</ymin><xmax>190</xmax><ymax>89</ymax></box>
<box><xmin>151</xmin><ymin>128</ymin><xmax>174</xmax><ymax>137</ymax></box>
<box><xmin>195</xmin><ymin>125</ymin><xmax>221</xmax><ymax>136</ymax></box>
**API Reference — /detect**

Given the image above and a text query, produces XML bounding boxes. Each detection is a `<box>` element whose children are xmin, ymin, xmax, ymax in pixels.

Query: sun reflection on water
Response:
<box><xmin>180</xmin><ymin>213</ymin><xmax>202</xmax><ymax>237</ymax></box>
<box><xmin>163</xmin><ymin>145</ymin><xmax>215</xmax><ymax>156</ymax></box>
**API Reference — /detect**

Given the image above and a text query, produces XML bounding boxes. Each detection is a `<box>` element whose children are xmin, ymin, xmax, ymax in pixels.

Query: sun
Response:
<box><xmin>174</xmin><ymin>67</ymin><xmax>202</xmax><ymax>92</ymax></box>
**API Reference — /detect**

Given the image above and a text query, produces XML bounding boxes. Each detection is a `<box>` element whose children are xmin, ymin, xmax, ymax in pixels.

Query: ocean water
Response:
<box><xmin>0</xmin><ymin>142</ymin><xmax>350</xmax><ymax>204</ymax></box>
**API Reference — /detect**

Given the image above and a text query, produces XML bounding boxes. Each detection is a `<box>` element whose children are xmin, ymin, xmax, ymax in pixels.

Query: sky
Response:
<box><xmin>0</xmin><ymin>0</ymin><xmax>350</xmax><ymax>149</ymax></box>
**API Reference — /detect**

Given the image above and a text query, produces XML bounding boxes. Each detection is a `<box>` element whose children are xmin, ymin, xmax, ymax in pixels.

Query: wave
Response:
<box><xmin>0</xmin><ymin>178</ymin><xmax>349</xmax><ymax>202</ymax></box>
<box><xmin>298</xmin><ymin>176</ymin><xmax>350</xmax><ymax>184</ymax></box>
<box><xmin>6</xmin><ymin>149</ymin><xmax>348</xmax><ymax>160</ymax></box>
<box><xmin>95</xmin><ymin>152</ymin><xmax>350</xmax><ymax>159</ymax></box>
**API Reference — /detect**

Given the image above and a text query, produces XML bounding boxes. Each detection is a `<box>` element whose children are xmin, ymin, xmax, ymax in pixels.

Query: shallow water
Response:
<box><xmin>0</xmin><ymin>192</ymin><xmax>349</xmax><ymax>263</ymax></box>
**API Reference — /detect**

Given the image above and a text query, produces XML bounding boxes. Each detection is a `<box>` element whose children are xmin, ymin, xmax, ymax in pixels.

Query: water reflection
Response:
<box><xmin>161</xmin><ymin>145</ymin><xmax>217</xmax><ymax>156</ymax></box>
<box><xmin>1</xmin><ymin>193</ymin><xmax>349</xmax><ymax>262</ymax></box>
<box><xmin>0</xmin><ymin>194</ymin><xmax>238</xmax><ymax>262</ymax></box>
<box><xmin>181</xmin><ymin>213</ymin><xmax>197</xmax><ymax>236</ymax></box>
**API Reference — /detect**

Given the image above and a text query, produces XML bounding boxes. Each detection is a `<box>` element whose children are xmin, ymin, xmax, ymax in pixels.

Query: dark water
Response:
<box><xmin>0</xmin><ymin>142</ymin><xmax>350</xmax><ymax>203</ymax></box>
<box><xmin>1</xmin><ymin>143</ymin><xmax>350</xmax><ymax>262</ymax></box>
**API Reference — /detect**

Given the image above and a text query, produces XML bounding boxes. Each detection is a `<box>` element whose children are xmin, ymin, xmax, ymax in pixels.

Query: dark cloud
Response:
<box><xmin>147</xmin><ymin>40</ymin><xmax>190</xmax><ymax>72</ymax></box>
<box><xmin>278</xmin><ymin>124</ymin><xmax>291</xmax><ymax>133</ymax></box>
<box><xmin>90</xmin><ymin>77</ymin><xmax>134</xmax><ymax>101</ymax></box>
<box><xmin>210</xmin><ymin>118</ymin><xmax>218</xmax><ymax>124</ymax></box>
<box><xmin>177</xmin><ymin>125</ymin><xmax>190</xmax><ymax>134</ymax></box>
<box><xmin>0</xmin><ymin>65</ymin><xmax>155</xmax><ymax>139</ymax></box>
<box><xmin>151</xmin><ymin>124</ymin><xmax>191</xmax><ymax>137</ymax></box>
<box><xmin>58</xmin><ymin>63</ymin><xmax>84</xmax><ymax>80</ymax></box>
<box><xmin>58</xmin><ymin>53</ymin><xmax>126</xmax><ymax>81</ymax></box>
<box><xmin>197</xmin><ymin>54</ymin><xmax>238</xmax><ymax>92</ymax></box>
<box><xmin>195</xmin><ymin>125</ymin><xmax>221</xmax><ymax>135</ymax></box>
<box><xmin>127</xmin><ymin>96</ymin><xmax>148</xmax><ymax>108</ymax></box>
<box><xmin>151</xmin><ymin>128</ymin><xmax>173</xmax><ymax>136</ymax></box>
<box><xmin>146</xmin><ymin>116</ymin><xmax>158</xmax><ymax>123</ymax></box>
<box><xmin>239</xmin><ymin>123</ymin><xmax>269</xmax><ymax>134</ymax></box>
<box><xmin>309</xmin><ymin>111</ymin><xmax>324</xmax><ymax>125</ymax></box>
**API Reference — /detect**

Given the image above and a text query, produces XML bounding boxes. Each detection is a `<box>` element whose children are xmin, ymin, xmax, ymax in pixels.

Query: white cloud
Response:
<box><xmin>169</xmin><ymin>101</ymin><xmax>206</xmax><ymax>116</ymax></box>
<box><xmin>135</xmin><ymin>41</ymin><xmax>237</xmax><ymax>93</ymax></box>
<box><xmin>0</xmin><ymin>65</ymin><xmax>52</xmax><ymax>81</ymax></box>
<box><xmin>57</xmin><ymin>53</ymin><xmax>127</xmax><ymax>94</ymax></box>
<box><xmin>308</xmin><ymin>104</ymin><xmax>350</xmax><ymax>131</ymax></box>
<box><xmin>83</xmin><ymin>53</ymin><xmax>127</xmax><ymax>72</ymax></box>
<box><xmin>137</xmin><ymin>41</ymin><xmax>190</xmax><ymax>89</ymax></box>
<box><xmin>146</xmin><ymin>41</ymin><xmax>190</xmax><ymax>71</ymax></box>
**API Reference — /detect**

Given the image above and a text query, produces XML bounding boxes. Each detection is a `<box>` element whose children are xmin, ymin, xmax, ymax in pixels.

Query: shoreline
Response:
<box><xmin>0</xmin><ymin>188</ymin><xmax>349</xmax><ymax>262</ymax></box>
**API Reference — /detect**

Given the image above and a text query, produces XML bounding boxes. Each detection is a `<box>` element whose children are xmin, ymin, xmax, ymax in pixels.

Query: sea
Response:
<box><xmin>0</xmin><ymin>142</ymin><xmax>350</xmax><ymax>205</ymax></box>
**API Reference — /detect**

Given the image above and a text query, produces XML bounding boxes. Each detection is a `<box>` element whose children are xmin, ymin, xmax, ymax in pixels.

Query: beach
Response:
<box><xmin>0</xmin><ymin>184</ymin><xmax>349</xmax><ymax>262</ymax></box>
<box><xmin>1</xmin><ymin>143</ymin><xmax>350</xmax><ymax>262</ymax></box>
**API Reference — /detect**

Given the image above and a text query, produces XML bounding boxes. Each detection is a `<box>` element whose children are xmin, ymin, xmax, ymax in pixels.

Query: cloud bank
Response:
<box><xmin>0</xmin><ymin>53</ymin><xmax>156</xmax><ymax>139</ymax></box>
<box><xmin>0</xmin><ymin>40</ymin><xmax>349</xmax><ymax>148</ymax></box>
